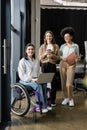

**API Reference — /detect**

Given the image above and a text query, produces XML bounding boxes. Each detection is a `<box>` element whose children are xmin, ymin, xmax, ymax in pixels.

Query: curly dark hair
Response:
<box><xmin>60</xmin><ymin>27</ymin><xmax>75</xmax><ymax>38</ymax></box>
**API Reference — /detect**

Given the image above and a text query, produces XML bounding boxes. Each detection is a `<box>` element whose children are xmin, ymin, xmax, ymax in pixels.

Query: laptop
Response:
<box><xmin>37</xmin><ymin>73</ymin><xmax>55</xmax><ymax>84</ymax></box>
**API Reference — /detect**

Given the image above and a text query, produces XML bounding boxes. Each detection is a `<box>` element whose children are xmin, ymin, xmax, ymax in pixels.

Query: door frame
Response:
<box><xmin>0</xmin><ymin>0</ymin><xmax>1</xmax><ymax>123</ymax></box>
<box><xmin>0</xmin><ymin>0</ymin><xmax>11</xmax><ymax>123</ymax></box>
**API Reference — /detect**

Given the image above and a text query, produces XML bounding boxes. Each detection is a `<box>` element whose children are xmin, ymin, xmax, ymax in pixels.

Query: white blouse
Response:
<box><xmin>18</xmin><ymin>57</ymin><xmax>40</xmax><ymax>82</ymax></box>
<box><xmin>60</xmin><ymin>42</ymin><xmax>79</xmax><ymax>59</ymax></box>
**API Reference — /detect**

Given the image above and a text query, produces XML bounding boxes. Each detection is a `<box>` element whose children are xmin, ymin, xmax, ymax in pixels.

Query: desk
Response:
<box><xmin>56</xmin><ymin>61</ymin><xmax>87</xmax><ymax>73</ymax></box>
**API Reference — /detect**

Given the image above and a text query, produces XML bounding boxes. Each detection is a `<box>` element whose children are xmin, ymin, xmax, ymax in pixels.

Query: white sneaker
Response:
<box><xmin>69</xmin><ymin>99</ymin><xmax>74</xmax><ymax>107</ymax></box>
<box><xmin>47</xmin><ymin>83</ymin><xmax>51</xmax><ymax>89</ymax></box>
<box><xmin>47</xmin><ymin>106</ymin><xmax>52</xmax><ymax>111</ymax></box>
<box><xmin>51</xmin><ymin>103</ymin><xmax>56</xmax><ymax>107</ymax></box>
<box><xmin>36</xmin><ymin>109</ymin><xmax>40</xmax><ymax>112</ymax></box>
<box><xmin>42</xmin><ymin>108</ymin><xmax>48</xmax><ymax>113</ymax></box>
<box><xmin>61</xmin><ymin>98</ymin><xmax>69</xmax><ymax>105</ymax></box>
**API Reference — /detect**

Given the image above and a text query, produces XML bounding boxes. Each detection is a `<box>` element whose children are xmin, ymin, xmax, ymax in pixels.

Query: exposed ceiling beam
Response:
<box><xmin>54</xmin><ymin>0</ymin><xmax>87</xmax><ymax>7</ymax></box>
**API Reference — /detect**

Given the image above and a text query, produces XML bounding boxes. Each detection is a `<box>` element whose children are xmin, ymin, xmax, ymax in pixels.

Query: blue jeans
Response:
<box><xmin>19</xmin><ymin>80</ymin><xmax>47</xmax><ymax>109</ymax></box>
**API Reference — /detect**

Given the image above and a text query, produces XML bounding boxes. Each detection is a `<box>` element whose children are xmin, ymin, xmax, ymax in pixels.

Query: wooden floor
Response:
<box><xmin>1</xmin><ymin>90</ymin><xmax>87</xmax><ymax>130</ymax></box>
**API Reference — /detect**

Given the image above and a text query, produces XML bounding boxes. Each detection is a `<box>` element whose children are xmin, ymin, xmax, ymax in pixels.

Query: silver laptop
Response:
<box><xmin>37</xmin><ymin>73</ymin><xmax>55</xmax><ymax>84</ymax></box>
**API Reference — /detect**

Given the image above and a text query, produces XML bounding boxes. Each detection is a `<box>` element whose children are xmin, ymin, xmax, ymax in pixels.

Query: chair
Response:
<box><xmin>11</xmin><ymin>72</ymin><xmax>42</xmax><ymax>121</ymax></box>
<box><xmin>11</xmin><ymin>72</ymin><xmax>53</xmax><ymax>121</ymax></box>
<box><xmin>74</xmin><ymin>60</ymin><xmax>87</xmax><ymax>94</ymax></box>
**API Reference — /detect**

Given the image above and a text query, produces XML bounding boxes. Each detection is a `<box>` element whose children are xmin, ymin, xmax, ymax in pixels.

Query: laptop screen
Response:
<box><xmin>37</xmin><ymin>73</ymin><xmax>54</xmax><ymax>84</ymax></box>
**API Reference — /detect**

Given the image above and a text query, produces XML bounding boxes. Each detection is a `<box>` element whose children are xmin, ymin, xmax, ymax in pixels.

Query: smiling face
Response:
<box><xmin>26</xmin><ymin>45</ymin><xmax>35</xmax><ymax>58</ymax></box>
<box><xmin>45</xmin><ymin>32</ymin><xmax>53</xmax><ymax>44</ymax></box>
<box><xmin>64</xmin><ymin>33</ymin><xmax>73</xmax><ymax>43</ymax></box>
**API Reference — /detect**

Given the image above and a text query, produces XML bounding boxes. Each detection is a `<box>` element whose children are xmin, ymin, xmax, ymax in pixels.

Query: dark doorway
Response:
<box><xmin>41</xmin><ymin>8</ymin><xmax>87</xmax><ymax>59</ymax></box>
<box><xmin>0</xmin><ymin>0</ymin><xmax>11</xmax><ymax>124</ymax></box>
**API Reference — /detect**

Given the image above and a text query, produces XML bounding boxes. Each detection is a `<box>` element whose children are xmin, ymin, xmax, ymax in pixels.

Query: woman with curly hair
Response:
<box><xmin>60</xmin><ymin>27</ymin><xmax>80</xmax><ymax>107</ymax></box>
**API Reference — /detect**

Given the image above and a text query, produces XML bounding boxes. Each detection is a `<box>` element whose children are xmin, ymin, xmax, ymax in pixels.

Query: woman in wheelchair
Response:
<box><xmin>17</xmin><ymin>43</ymin><xmax>50</xmax><ymax>113</ymax></box>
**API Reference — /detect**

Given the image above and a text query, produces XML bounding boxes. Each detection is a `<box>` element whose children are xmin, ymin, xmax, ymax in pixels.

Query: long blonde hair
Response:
<box><xmin>43</xmin><ymin>30</ymin><xmax>56</xmax><ymax>45</ymax></box>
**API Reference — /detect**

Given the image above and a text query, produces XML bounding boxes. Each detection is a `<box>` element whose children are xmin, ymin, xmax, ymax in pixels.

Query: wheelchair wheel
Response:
<box><xmin>30</xmin><ymin>93</ymin><xmax>37</xmax><ymax>106</ymax></box>
<box><xmin>11</xmin><ymin>83</ymin><xmax>30</xmax><ymax>116</ymax></box>
<box><xmin>27</xmin><ymin>92</ymin><xmax>37</xmax><ymax>112</ymax></box>
<box><xmin>33</xmin><ymin>111</ymin><xmax>37</xmax><ymax>122</ymax></box>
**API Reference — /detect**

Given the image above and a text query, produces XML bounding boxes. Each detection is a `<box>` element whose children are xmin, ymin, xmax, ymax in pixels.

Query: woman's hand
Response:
<box><xmin>46</xmin><ymin>50</ymin><xmax>54</xmax><ymax>58</ymax></box>
<box><xmin>61</xmin><ymin>57</ymin><xmax>67</xmax><ymax>62</ymax></box>
<box><xmin>31</xmin><ymin>78</ymin><xmax>38</xmax><ymax>82</ymax></box>
<box><xmin>75</xmin><ymin>57</ymin><xmax>80</xmax><ymax>62</ymax></box>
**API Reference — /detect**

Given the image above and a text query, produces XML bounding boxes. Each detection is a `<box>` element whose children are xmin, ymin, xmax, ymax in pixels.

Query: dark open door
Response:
<box><xmin>0</xmin><ymin>0</ymin><xmax>11</xmax><ymax>123</ymax></box>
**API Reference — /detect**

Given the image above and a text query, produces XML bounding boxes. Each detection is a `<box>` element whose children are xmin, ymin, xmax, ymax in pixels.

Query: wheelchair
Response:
<box><xmin>74</xmin><ymin>60</ymin><xmax>87</xmax><ymax>94</ymax></box>
<box><xmin>11</xmin><ymin>82</ymin><xmax>44</xmax><ymax>121</ymax></box>
<box><xmin>11</xmin><ymin>81</ymin><xmax>51</xmax><ymax>121</ymax></box>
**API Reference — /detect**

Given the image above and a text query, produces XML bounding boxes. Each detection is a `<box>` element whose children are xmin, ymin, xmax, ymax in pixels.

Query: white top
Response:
<box><xmin>46</xmin><ymin>44</ymin><xmax>53</xmax><ymax>51</ymax></box>
<box><xmin>60</xmin><ymin>42</ymin><xmax>79</xmax><ymax>58</ymax></box>
<box><xmin>18</xmin><ymin>57</ymin><xmax>40</xmax><ymax>82</ymax></box>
